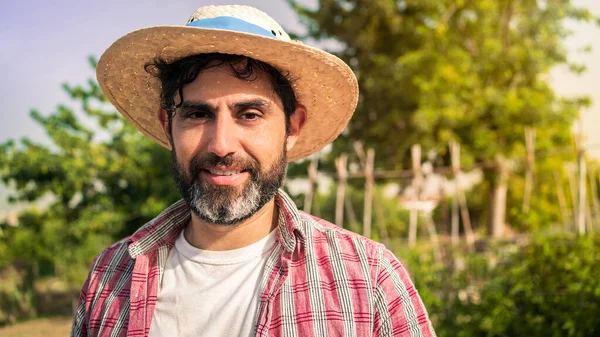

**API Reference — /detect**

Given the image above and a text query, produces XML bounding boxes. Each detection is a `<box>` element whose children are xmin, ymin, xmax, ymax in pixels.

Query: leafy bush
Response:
<box><xmin>399</xmin><ymin>234</ymin><xmax>600</xmax><ymax>337</ymax></box>
<box><xmin>0</xmin><ymin>266</ymin><xmax>35</xmax><ymax>325</ymax></box>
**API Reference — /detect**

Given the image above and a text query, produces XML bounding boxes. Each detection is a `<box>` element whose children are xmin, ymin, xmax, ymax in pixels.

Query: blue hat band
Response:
<box><xmin>186</xmin><ymin>16</ymin><xmax>277</xmax><ymax>39</ymax></box>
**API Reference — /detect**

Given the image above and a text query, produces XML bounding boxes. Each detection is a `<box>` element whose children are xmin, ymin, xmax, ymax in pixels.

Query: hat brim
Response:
<box><xmin>97</xmin><ymin>26</ymin><xmax>358</xmax><ymax>162</ymax></box>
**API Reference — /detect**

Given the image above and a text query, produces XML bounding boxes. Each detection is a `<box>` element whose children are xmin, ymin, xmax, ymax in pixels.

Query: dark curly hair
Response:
<box><xmin>144</xmin><ymin>53</ymin><xmax>297</xmax><ymax>133</ymax></box>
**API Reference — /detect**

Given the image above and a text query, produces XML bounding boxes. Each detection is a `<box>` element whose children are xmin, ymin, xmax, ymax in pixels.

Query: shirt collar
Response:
<box><xmin>127</xmin><ymin>189</ymin><xmax>305</xmax><ymax>259</ymax></box>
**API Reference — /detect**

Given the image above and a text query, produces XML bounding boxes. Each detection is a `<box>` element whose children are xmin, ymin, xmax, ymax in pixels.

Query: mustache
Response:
<box><xmin>188</xmin><ymin>153</ymin><xmax>260</xmax><ymax>177</ymax></box>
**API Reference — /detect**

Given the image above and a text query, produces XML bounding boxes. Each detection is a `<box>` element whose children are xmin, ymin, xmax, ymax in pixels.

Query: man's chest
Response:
<box><xmin>87</xmin><ymin>244</ymin><xmax>378</xmax><ymax>337</ymax></box>
<box><xmin>89</xmin><ymin>276</ymin><xmax>374</xmax><ymax>337</ymax></box>
<box><xmin>252</xmin><ymin>265</ymin><xmax>375</xmax><ymax>337</ymax></box>
<box><xmin>147</xmin><ymin>251</ymin><xmax>267</xmax><ymax>337</ymax></box>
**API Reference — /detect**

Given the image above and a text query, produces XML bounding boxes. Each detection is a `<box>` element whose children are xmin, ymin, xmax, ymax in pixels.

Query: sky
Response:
<box><xmin>0</xmin><ymin>0</ymin><xmax>314</xmax><ymax>146</ymax></box>
<box><xmin>550</xmin><ymin>0</ymin><xmax>600</xmax><ymax>154</ymax></box>
<box><xmin>0</xmin><ymin>0</ymin><xmax>599</xmax><ymax>211</ymax></box>
<box><xmin>0</xmin><ymin>0</ymin><xmax>314</xmax><ymax>211</ymax></box>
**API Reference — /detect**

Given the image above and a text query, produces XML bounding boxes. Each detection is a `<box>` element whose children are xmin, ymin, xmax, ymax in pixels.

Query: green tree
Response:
<box><xmin>289</xmin><ymin>0</ymin><xmax>596</xmax><ymax>235</ymax></box>
<box><xmin>0</xmin><ymin>57</ymin><xmax>179</xmax><ymax>286</ymax></box>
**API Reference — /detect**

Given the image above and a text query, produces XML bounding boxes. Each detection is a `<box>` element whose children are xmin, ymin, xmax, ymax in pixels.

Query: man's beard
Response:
<box><xmin>171</xmin><ymin>146</ymin><xmax>287</xmax><ymax>225</ymax></box>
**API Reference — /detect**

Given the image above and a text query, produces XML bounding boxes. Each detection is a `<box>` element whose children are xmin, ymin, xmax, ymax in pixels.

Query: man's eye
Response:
<box><xmin>240</xmin><ymin>112</ymin><xmax>261</xmax><ymax>120</ymax></box>
<box><xmin>186</xmin><ymin>111</ymin><xmax>211</xmax><ymax>119</ymax></box>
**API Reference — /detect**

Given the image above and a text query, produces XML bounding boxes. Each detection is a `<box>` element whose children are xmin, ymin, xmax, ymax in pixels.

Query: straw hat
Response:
<box><xmin>97</xmin><ymin>5</ymin><xmax>358</xmax><ymax>162</ymax></box>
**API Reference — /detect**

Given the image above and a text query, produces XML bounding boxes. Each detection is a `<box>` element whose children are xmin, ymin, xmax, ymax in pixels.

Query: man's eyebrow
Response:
<box><xmin>179</xmin><ymin>101</ymin><xmax>217</xmax><ymax>113</ymax></box>
<box><xmin>232</xmin><ymin>99</ymin><xmax>271</xmax><ymax>111</ymax></box>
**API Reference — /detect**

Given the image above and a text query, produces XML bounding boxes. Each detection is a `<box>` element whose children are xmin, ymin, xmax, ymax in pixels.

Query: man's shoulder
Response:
<box><xmin>88</xmin><ymin>236</ymin><xmax>134</xmax><ymax>274</ymax></box>
<box><xmin>77</xmin><ymin>236</ymin><xmax>135</xmax><ymax>306</ymax></box>
<box><xmin>89</xmin><ymin>199</ymin><xmax>188</xmax><ymax>274</ymax></box>
<box><xmin>297</xmin><ymin>211</ymin><xmax>386</xmax><ymax>257</ymax></box>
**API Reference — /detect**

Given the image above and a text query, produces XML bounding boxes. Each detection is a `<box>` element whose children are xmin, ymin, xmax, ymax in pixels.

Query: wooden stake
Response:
<box><xmin>450</xmin><ymin>141</ymin><xmax>475</xmax><ymax>252</ymax></box>
<box><xmin>578</xmin><ymin>156</ymin><xmax>587</xmax><ymax>235</ymax></box>
<box><xmin>373</xmin><ymin>194</ymin><xmax>390</xmax><ymax>245</ymax></box>
<box><xmin>439</xmin><ymin>183</ymin><xmax>450</xmax><ymax>237</ymax></box>
<box><xmin>353</xmin><ymin>142</ymin><xmax>389</xmax><ymax>242</ymax></box>
<box><xmin>458</xmin><ymin>191</ymin><xmax>475</xmax><ymax>252</ymax></box>
<box><xmin>303</xmin><ymin>156</ymin><xmax>319</xmax><ymax>213</ymax></box>
<box><xmin>425</xmin><ymin>213</ymin><xmax>443</xmax><ymax>264</ymax></box>
<box><xmin>577</xmin><ymin>118</ymin><xmax>586</xmax><ymax>235</ymax></box>
<box><xmin>553</xmin><ymin>170</ymin><xmax>570</xmax><ymax>231</ymax></box>
<box><xmin>586</xmin><ymin>188</ymin><xmax>594</xmax><ymax>234</ymax></box>
<box><xmin>408</xmin><ymin>144</ymin><xmax>422</xmax><ymax>248</ymax></box>
<box><xmin>451</xmin><ymin>182</ymin><xmax>459</xmax><ymax>247</ymax></box>
<box><xmin>335</xmin><ymin>154</ymin><xmax>348</xmax><ymax>227</ymax></box>
<box><xmin>567</xmin><ymin>170</ymin><xmax>578</xmax><ymax>231</ymax></box>
<box><xmin>363</xmin><ymin>149</ymin><xmax>375</xmax><ymax>239</ymax></box>
<box><xmin>588</xmin><ymin>169</ymin><xmax>600</xmax><ymax>230</ymax></box>
<box><xmin>597</xmin><ymin>172</ymin><xmax>600</xmax><ymax>231</ymax></box>
<box><xmin>344</xmin><ymin>193</ymin><xmax>360</xmax><ymax>233</ymax></box>
<box><xmin>522</xmin><ymin>127</ymin><xmax>536</xmax><ymax>217</ymax></box>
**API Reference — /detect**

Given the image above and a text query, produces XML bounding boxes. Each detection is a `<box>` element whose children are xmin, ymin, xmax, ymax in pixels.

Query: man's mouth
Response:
<box><xmin>204</xmin><ymin>168</ymin><xmax>248</xmax><ymax>176</ymax></box>
<box><xmin>200</xmin><ymin>167</ymin><xmax>249</xmax><ymax>186</ymax></box>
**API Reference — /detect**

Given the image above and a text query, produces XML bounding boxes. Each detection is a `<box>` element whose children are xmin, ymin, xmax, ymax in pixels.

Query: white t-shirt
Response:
<box><xmin>148</xmin><ymin>229</ymin><xmax>278</xmax><ymax>337</ymax></box>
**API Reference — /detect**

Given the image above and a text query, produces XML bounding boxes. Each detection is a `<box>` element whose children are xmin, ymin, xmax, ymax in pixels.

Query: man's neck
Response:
<box><xmin>184</xmin><ymin>199</ymin><xmax>278</xmax><ymax>251</ymax></box>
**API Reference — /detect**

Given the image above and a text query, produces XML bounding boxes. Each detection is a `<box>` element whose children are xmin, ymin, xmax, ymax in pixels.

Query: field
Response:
<box><xmin>0</xmin><ymin>317</ymin><xmax>72</xmax><ymax>337</ymax></box>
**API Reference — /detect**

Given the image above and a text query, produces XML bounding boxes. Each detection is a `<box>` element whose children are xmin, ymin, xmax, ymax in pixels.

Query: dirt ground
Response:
<box><xmin>0</xmin><ymin>317</ymin><xmax>72</xmax><ymax>337</ymax></box>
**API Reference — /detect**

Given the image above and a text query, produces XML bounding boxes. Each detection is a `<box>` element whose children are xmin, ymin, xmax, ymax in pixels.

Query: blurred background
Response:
<box><xmin>1</xmin><ymin>0</ymin><xmax>599</xmax><ymax>336</ymax></box>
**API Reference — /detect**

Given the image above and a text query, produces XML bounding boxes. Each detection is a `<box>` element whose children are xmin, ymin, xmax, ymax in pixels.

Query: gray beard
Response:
<box><xmin>171</xmin><ymin>146</ymin><xmax>287</xmax><ymax>225</ymax></box>
<box><xmin>185</xmin><ymin>176</ymin><xmax>265</xmax><ymax>225</ymax></box>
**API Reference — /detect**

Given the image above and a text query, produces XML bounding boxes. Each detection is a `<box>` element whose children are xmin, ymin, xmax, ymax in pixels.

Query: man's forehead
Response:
<box><xmin>180</xmin><ymin>65</ymin><xmax>282</xmax><ymax>106</ymax></box>
<box><xmin>195</xmin><ymin>66</ymin><xmax>265</xmax><ymax>84</ymax></box>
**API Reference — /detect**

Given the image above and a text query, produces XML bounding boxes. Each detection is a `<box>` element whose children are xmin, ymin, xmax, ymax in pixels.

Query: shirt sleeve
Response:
<box><xmin>372</xmin><ymin>248</ymin><xmax>436</xmax><ymax>337</ymax></box>
<box><xmin>70</xmin><ymin>257</ymin><xmax>97</xmax><ymax>337</ymax></box>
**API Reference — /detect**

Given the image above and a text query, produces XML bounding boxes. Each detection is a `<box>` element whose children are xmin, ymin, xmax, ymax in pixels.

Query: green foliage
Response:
<box><xmin>481</xmin><ymin>235</ymin><xmax>599</xmax><ymax>337</ymax></box>
<box><xmin>0</xmin><ymin>57</ymin><xmax>179</xmax><ymax>290</ymax></box>
<box><xmin>0</xmin><ymin>266</ymin><xmax>36</xmax><ymax>324</ymax></box>
<box><xmin>399</xmin><ymin>234</ymin><xmax>600</xmax><ymax>337</ymax></box>
<box><xmin>290</xmin><ymin>0</ymin><xmax>594</xmax><ymax>166</ymax></box>
<box><xmin>288</xmin><ymin>0</ymin><xmax>597</xmax><ymax>234</ymax></box>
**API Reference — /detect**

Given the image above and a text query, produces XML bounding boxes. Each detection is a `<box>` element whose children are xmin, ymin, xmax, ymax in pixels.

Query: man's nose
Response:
<box><xmin>206</xmin><ymin>115</ymin><xmax>240</xmax><ymax>157</ymax></box>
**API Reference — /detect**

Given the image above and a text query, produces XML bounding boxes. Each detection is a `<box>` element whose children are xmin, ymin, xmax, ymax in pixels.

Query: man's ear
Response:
<box><xmin>286</xmin><ymin>104</ymin><xmax>307</xmax><ymax>152</ymax></box>
<box><xmin>158</xmin><ymin>108</ymin><xmax>172</xmax><ymax>142</ymax></box>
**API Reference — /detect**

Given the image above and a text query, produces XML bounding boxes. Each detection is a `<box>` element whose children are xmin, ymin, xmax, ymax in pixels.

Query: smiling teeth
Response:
<box><xmin>209</xmin><ymin>169</ymin><xmax>240</xmax><ymax>176</ymax></box>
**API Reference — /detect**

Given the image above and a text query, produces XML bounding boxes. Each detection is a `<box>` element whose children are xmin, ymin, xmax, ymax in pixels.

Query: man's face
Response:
<box><xmin>162</xmin><ymin>64</ymin><xmax>302</xmax><ymax>225</ymax></box>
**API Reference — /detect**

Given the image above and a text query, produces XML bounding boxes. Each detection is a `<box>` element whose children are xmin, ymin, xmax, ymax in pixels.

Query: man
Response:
<box><xmin>71</xmin><ymin>4</ymin><xmax>436</xmax><ymax>337</ymax></box>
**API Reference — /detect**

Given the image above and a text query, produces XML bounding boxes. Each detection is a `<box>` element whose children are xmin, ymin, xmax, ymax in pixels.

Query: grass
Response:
<box><xmin>0</xmin><ymin>317</ymin><xmax>72</xmax><ymax>337</ymax></box>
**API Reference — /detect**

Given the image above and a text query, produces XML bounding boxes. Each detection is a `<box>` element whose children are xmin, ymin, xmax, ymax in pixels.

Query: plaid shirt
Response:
<box><xmin>71</xmin><ymin>190</ymin><xmax>436</xmax><ymax>337</ymax></box>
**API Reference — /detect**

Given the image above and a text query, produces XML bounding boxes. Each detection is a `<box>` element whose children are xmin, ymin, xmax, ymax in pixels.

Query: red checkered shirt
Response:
<box><xmin>71</xmin><ymin>190</ymin><xmax>436</xmax><ymax>337</ymax></box>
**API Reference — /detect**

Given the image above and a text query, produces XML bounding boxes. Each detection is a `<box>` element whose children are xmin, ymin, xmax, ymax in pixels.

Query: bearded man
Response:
<box><xmin>71</xmin><ymin>4</ymin><xmax>436</xmax><ymax>337</ymax></box>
